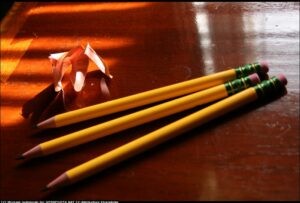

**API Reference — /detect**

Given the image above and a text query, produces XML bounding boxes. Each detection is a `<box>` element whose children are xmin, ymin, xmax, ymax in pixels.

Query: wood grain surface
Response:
<box><xmin>1</xmin><ymin>2</ymin><xmax>299</xmax><ymax>200</ymax></box>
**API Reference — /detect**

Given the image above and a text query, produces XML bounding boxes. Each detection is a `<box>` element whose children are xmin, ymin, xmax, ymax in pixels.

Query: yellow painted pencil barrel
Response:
<box><xmin>37</xmin><ymin>62</ymin><xmax>268</xmax><ymax>128</ymax></box>
<box><xmin>67</xmin><ymin>88</ymin><xmax>258</xmax><ymax>182</ymax></box>
<box><xmin>35</xmin><ymin>74</ymin><xmax>260</xmax><ymax>156</ymax></box>
<box><xmin>47</xmin><ymin>75</ymin><xmax>287</xmax><ymax>188</ymax></box>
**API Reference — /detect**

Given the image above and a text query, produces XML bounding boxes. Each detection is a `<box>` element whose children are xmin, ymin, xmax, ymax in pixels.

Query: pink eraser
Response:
<box><xmin>276</xmin><ymin>74</ymin><xmax>287</xmax><ymax>86</ymax></box>
<box><xmin>248</xmin><ymin>73</ymin><xmax>260</xmax><ymax>85</ymax></box>
<box><xmin>259</xmin><ymin>61</ymin><xmax>269</xmax><ymax>73</ymax></box>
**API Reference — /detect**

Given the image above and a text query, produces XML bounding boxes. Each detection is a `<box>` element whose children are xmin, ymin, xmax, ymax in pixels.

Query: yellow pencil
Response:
<box><xmin>44</xmin><ymin>74</ymin><xmax>287</xmax><ymax>191</ymax></box>
<box><xmin>37</xmin><ymin>62</ymin><xmax>268</xmax><ymax>129</ymax></box>
<box><xmin>20</xmin><ymin>74</ymin><xmax>260</xmax><ymax>159</ymax></box>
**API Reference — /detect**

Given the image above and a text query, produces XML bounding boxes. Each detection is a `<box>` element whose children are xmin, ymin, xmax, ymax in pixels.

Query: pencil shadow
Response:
<box><xmin>15</xmin><ymin>100</ymin><xmax>209</xmax><ymax>170</ymax></box>
<box><xmin>40</xmin><ymin>87</ymin><xmax>287</xmax><ymax>199</ymax></box>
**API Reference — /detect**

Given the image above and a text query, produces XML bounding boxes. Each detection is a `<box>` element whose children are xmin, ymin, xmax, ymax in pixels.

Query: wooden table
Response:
<box><xmin>1</xmin><ymin>2</ymin><xmax>299</xmax><ymax>200</ymax></box>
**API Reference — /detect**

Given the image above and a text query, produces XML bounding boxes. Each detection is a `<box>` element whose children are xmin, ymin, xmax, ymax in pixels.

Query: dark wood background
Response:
<box><xmin>1</xmin><ymin>2</ymin><xmax>299</xmax><ymax>200</ymax></box>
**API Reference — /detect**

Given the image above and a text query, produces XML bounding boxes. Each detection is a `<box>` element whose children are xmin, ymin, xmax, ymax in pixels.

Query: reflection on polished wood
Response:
<box><xmin>0</xmin><ymin>2</ymin><xmax>299</xmax><ymax>200</ymax></box>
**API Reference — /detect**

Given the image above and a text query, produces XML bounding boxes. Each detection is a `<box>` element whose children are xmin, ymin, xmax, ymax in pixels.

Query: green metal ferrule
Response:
<box><xmin>234</xmin><ymin>62</ymin><xmax>261</xmax><ymax>78</ymax></box>
<box><xmin>225</xmin><ymin>76</ymin><xmax>253</xmax><ymax>96</ymax></box>
<box><xmin>254</xmin><ymin>76</ymin><xmax>282</xmax><ymax>98</ymax></box>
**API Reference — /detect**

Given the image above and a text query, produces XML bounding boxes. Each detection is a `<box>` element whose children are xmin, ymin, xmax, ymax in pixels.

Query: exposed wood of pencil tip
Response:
<box><xmin>19</xmin><ymin>145</ymin><xmax>43</xmax><ymax>160</ymax></box>
<box><xmin>36</xmin><ymin>117</ymin><xmax>56</xmax><ymax>129</ymax></box>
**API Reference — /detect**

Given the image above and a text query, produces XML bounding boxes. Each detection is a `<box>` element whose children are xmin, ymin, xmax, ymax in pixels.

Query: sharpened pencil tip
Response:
<box><xmin>16</xmin><ymin>155</ymin><xmax>25</xmax><ymax>160</ymax></box>
<box><xmin>36</xmin><ymin>117</ymin><xmax>56</xmax><ymax>129</ymax></box>
<box><xmin>41</xmin><ymin>187</ymin><xmax>49</xmax><ymax>192</ymax></box>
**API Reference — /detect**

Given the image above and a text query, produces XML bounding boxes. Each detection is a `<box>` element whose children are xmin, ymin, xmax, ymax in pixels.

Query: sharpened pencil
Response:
<box><xmin>37</xmin><ymin>62</ymin><xmax>268</xmax><ymax>129</ymax></box>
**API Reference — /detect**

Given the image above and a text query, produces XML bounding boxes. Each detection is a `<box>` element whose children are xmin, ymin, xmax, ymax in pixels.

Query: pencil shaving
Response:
<box><xmin>49</xmin><ymin>43</ymin><xmax>112</xmax><ymax>93</ymax></box>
